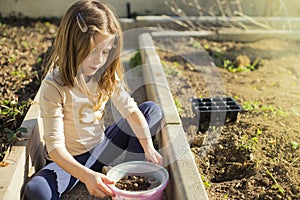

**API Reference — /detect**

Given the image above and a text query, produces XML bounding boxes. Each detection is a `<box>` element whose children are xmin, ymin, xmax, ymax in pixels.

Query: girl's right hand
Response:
<box><xmin>84</xmin><ymin>171</ymin><xmax>115</xmax><ymax>198</ymax></box>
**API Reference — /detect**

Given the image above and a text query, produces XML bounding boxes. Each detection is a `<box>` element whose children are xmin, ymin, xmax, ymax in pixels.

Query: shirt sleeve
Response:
<box><xmin>110</xmin><ymin>80</ymin><xmax>139</xmax><ymax>118</ymax></box>
<box><xmin>40</xmin><ymin>79</ymin><xmax>65</xmax><ymax>153</ymax></box>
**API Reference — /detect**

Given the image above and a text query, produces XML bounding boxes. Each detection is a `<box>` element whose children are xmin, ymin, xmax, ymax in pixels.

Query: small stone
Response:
<box><xmin>133</xmin><ymin>183</ymin><xmax>139</xmax><ymax>189</ymax></box>
<box><xmin>138</xmin><ymin>178</ymin><xmax>144</xmax><ymax>183</ymax></box>
<box><xmin>191</xmin><ymin>135</ymin><xmax>204</xmax><ymax>147</ymax></box>
<box><xmin>230</xmin><ymin>156</ymin><xmax>237</xmax><ymax>162</ymax></box>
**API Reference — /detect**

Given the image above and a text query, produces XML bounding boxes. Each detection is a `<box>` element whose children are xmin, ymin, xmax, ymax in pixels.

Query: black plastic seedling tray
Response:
<box><xmin>190</xmin><ymin>97</ymin><xmax>243</xmax><ymax>132</ymax></box>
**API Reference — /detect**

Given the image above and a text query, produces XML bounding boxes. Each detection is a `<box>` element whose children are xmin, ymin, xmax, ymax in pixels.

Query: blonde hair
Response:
<box><xmin>46</xmin><ymin>0</ymin><xmax>124</xmax><ymax>107</ymax></box>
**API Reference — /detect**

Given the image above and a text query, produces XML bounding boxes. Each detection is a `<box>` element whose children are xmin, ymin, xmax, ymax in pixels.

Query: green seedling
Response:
<box><xmin>237</xmin><ymin>128</ymin><xmax>262</xmax><ymax>152</ymax></box>
<box><xmin>37</xmin><ymin>57</ymin><xmax>43</xmax><ymax>64</ymax></box>
<box><xmin>4</xmin><ymin>127</ymin><xmax>28</xmax><ymax>142</ymax></box>
<box><xmin>201</xmin><ymin>175</ymin><xmax>211</xmax><ymax>188</ymax></box>
<box><xmin>265</xmin><ymin>167</ymin><xmax>285</xmax><ymax>194</ymax></box>
<box><xmin>222</xmin><ymin>194</ymin><xmax>229</xmax><ymax>199</ymax></box>
<box><xmin>290</xmin><ymin>141</ymin><xmax>299</xmax><ymax>150</ymax></box>
<box><xmin>174</xmin><ymin>98</ymin><xmax>183</xmax><ymax>114</ymax></box>
<box><xmin>31</xmin><ymin>49</ymin><xmax>38</xmax><ymax>55</ymax></box>
<box><xmin>172</xmin><ymin>61</ymin><xmax>179</xmax><ymax>68</ymax></box>
<box><xmin>237</xmin><ymin>135</ymin><xmax>256</xmax><ymax>152</ymax></box>
<box><xmin>21</xmin><ymin>41</ymin><xmax>29</xmax><ymax>49</ymax></box>
<box><xmin>1</xmin><ymin>99</ymin><xmax>28</xmax><ymax>125</ymax></box>
<box><xmin>129</xmin><ymin>51</ymin><xmax>142</xmax><ymax>68</ymax></box>
<box><xmin>189</xmin><ymin>38</ymin><xmax>202</xmax><ymax>48</ymax></box>
<box><xmin>8</xmin><ymin>54</ymin><xmax>16</xmax><ymax>63</ymax></box>
<box><xmin>162</xmin><ymin>60</ymin><xmax>181</xmax><ymax>76</ymax></box>
<box><xmin>203</xmin><ymin>44</ymin><xmax>210</xmax><ymax>50</ymax></box>
<box><xmin>44</xmin><ymin>21</ymin><xmax>51</xmax><ymax>27</ymax></box>
<box><xmin>10</xmin><ymin>67</ymin><xmax>26</xmax><ymax>78</ymax></box>
<box><xmin>242</xmin><ymin>101</ymin><xmax>259</xmax><ymax>112</ymax></box>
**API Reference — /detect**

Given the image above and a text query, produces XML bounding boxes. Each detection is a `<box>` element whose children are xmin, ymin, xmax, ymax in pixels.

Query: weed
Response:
<box><xmin>44</xmin><ymin>21</ymin><xmax>51</xmax><ymax>27</ymax></box>
<box><xmin>0</xmin><ymin>97</ymin><xmax>29</xmax><ymax>134</ymax></box>
<box><xmin>21</xmin><ymin>41</ymin><xmax>29</xmax><ymax>49</ymax></box>
<box><xmin>290</xmin><ymin>141</ymin><xmax>299</xmax><ymax>150</ymax></box>
<box><xmin>242</xmin><ymin>102</ymin><xmax>287</xmax><ymax>117</ymax></box>
<box><xmin>37</xmin><ymin>57</ymin><xmax>43</xmax><ymax>64</ymax></box>
<box><xmin>172</xmin><ymin>61</ymin><xmax>179</xmax><ymax>68</ymax></box>
<box><xmin>10</xmin><ymin>67</ymin><xmax>26</xmax><ymax>78</ymax></box>
<box><xmin>201</xmin><ymin>175</ymin><xmax>211</xmax><ymax>188</ymax></box>
<box><xmin>242</xmin><ymin>101</ymin><xmax>259</xmax><ymax>111</ymax></box>
<box><xmin>222</xmin><ymin>194</ymin><xmax>229</xmax><ymax>199</ymax></box>
<box><xmin>237</xmin><ymin>128</ymin><xmax>262</xmax><ymax>152</ymax></box>
<box><xmin>174</xmin><ymin>98</ymin><xmax>183</xmax><ymax>114</ymax></box>
<box><xmin>8</xmin><ymin>54</ymin><xmax>16</xmax><ymax>63</ymax></box>
<box><xmin>189</xmin><ymin>38</ymin><xmax>202</xmax><ymax>48</ymax></box>
<box><xmin>162</xmin><ymin>60</ymin><xmax>181</xmax><ymax>76</ymax></box>
<box><xmin>265</xmin><ymin>167</ymin><xmax>285</xmax><ymax>195</ymax></box>
<box><xmin>129</xmin><ymin>51</ymin><xmax>142</xmax><ymax>68</ymax></box>
<box><xmin>4</xmin><ymin>127</ymin><xmax>27</xmax><ymax>143</ymax></box>
<box><xmin>0</xmin><ymin>98</ymin><xmax>29</xmax><ymax>161</ymax></box>
<box><xmin>222</xmin><ymin>57</ymin><xmax>259</xmax><ymax>73</ymax></box>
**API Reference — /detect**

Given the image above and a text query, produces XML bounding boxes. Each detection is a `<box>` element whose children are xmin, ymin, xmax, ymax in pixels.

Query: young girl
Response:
<box><xmin>24</xmin><ymin>0</ymin><xmax>163</xmax><ymax>199</ymax></box>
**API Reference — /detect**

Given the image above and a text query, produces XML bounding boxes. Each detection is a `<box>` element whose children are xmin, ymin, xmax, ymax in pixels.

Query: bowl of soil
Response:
<box><xmin>107</xmin><ymin>161</ymin><xmax>169</xmax><ymax>200</ymax></box>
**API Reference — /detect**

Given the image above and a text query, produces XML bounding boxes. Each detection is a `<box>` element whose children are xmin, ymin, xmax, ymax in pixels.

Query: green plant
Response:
<box><xmin>242</xmin><ymin>101</ymin><xmax>259</xmax><ymax>111</ymax></box>
<box><xmin>162</xmin><ymin>60</ymin><xmax>181</xmax><ymax>76</ymax></box>
<box><xmin>201</xmin><ymin>175</ymin><xmax>211</xmax><ymax>188</ymax></box>
<box><xmin>222</xmin><ymin>194</ymin><xmax>229</xmax><ymax>199</ymax></box>
<box><xmin>189</xmin><ymin>38</ymin><xmax>202</xmax><ymax>48</ymax></box>
<box><xmin>10</xmin><ymin>67</ymin><xmax>27</xmax><ymax>79</ymax></box>
<box><xmin>129</xmin><ymin>51</ymin><xmax>142</xmax><ymax>68</ymax></box>
<box><xmin>265</xmin><ymin>167</ymin><xmax>285</xmax><ymax>194</ymax></box>
<box><xmin>37</xmin><ymin>57</ymin><xmax>43</xmax><ymax>64</ymax></box>
<box><xmin>8</xmin><ymin>54</ymin><xmax>16</xmax><ymax>63</ymax></box>
<box><xmin>174</xmin><ymin>97</ymin><xmax>183</xmax><ymax>114</ymax></box>
<box><xmin>1</xmin><ymin>99</ymin><xmax>28</xmax><ymax>124</ymax></box>
<box><xmin>237</xmin><ymin>128</ymin><xmax>262</xmax><ymax>152</ymax></box>
<box><xmin>4</xmin><ymin>127</ymin><xmax>28</xmax><ymax>143</ymax></box>
<box><xmin>221</xmin><ymin>57</ymin><xmax>259</xmax><ymax>73</ymax></box>
<box><xmin>21</xmin><ymin>41</ymin><xmax>29</xmax><ymax>49</ymax></box>
<box><xmin>290</xmin><ymin>141</ymin><xmax>299</xmax><ymax>150</ymax></box>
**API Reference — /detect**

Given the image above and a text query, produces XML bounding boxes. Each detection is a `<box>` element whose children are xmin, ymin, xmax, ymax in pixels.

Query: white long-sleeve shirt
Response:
<box><xmin>40</xmin><ymin>69</ymin><xmax>139</xmax><ymax>156</ymax></box>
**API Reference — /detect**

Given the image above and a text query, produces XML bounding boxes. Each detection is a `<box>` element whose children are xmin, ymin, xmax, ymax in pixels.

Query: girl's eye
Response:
<box><xmin>103</xmin><ymin>50</ymin><xmax>110</xmax><ymax>55</ymax></box>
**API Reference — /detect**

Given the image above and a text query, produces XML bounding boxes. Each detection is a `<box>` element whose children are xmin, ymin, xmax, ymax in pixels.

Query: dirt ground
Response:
<box><xmin>156</xmin><ymin>37</ymin><xmax>300</xmax><ymax>200</ymax></box>
<box><xmin>0</xmin><ymin>17</ymin><xmax>57</xmax><ymax>161</ymax></box>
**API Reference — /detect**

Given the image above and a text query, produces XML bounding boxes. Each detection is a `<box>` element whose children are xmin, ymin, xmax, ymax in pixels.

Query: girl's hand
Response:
<box><xmin>83</xmin><ymin>171</ymin><xmax>115</xmax><ymax>198</ymax></box>
<box><xmin>144</xmin><ymin>148</ymin><xmax>163</xmax><ymax>165</ymax></box>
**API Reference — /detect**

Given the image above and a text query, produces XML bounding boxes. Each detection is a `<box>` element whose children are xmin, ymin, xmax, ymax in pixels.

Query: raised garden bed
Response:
<box><xmin>154</xmin><ymin>35</ymin><xmax>300</xmax><ymax>200</ymax></box>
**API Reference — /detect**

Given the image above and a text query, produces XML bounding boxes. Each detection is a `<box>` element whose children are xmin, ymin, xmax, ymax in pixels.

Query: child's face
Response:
<box><xmin>81</xmin><ymin>33</ymin><xmax>115</xmax><ymax>77</ymax></box>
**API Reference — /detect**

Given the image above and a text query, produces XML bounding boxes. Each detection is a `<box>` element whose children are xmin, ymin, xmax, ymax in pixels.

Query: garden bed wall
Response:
<box><xmin>139</xmin><ymin>32</ymin><xmax>209</xmax><ymax>200</ymax></box>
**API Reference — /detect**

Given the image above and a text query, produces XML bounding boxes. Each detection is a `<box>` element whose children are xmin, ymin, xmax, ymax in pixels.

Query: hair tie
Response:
<box><xmin>76</xmin><ymin>13</ymin><xmax>88</xmax><ymax>32</ymax></box>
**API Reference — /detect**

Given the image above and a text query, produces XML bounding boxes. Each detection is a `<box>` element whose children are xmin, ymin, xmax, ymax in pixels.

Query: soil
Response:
<box><xmin>0</xmin><ymin>17</ymin><xmax>58</xmax><ymax>161</ymax></box>
<box><xmin>155</xmin><ymin>37</ymin><xmax>300</xmax><ymax>200</ymax></box>
<box><xmin>115</xmin><ymin>175</ymin><xmax>151</xmax><ymax>191</ymax></box>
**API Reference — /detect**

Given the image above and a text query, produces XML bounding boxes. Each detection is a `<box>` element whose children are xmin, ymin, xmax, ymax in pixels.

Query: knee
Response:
<box><xmin>139</xmin><ymin>101</ymin><xmax>163</xmax><ymax>120</ymax></box>
<box><xmin>24</xmin><ymin>177</ymin><xmax>52</xmax><ymax>200</ymax></box>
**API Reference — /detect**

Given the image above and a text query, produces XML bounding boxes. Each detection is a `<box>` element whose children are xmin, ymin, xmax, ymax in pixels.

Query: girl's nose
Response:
<box><xmin>94</xmin><ymin>52</ymin><xmax>104</xmax><ymax>64</ymax></box>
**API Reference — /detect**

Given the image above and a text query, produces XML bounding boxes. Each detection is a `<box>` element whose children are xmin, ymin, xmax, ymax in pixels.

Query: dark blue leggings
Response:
<box><xmin>24</xmin><ymin>101</ymin><xmax>162</xmax><ymax>200</ymax></box>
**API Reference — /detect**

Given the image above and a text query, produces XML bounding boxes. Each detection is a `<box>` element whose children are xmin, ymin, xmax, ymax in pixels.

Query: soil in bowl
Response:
<box><xmin>115</xmin><ymin>175</ymin><xmax>152</xmax><ymax>191</ymax></box>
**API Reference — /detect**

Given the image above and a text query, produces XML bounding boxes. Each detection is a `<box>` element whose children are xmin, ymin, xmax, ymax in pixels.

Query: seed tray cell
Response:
<box><xmin>191</xmin><ymin>97</ymin><xmax>243</xmax><ymax>132</ymax></box>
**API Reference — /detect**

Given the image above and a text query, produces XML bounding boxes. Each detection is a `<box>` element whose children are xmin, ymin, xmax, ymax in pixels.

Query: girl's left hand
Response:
<box><xmin>144</xmin><ymin>148</ymin><xmax>163</xmax><ymax>165</ymax></box>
